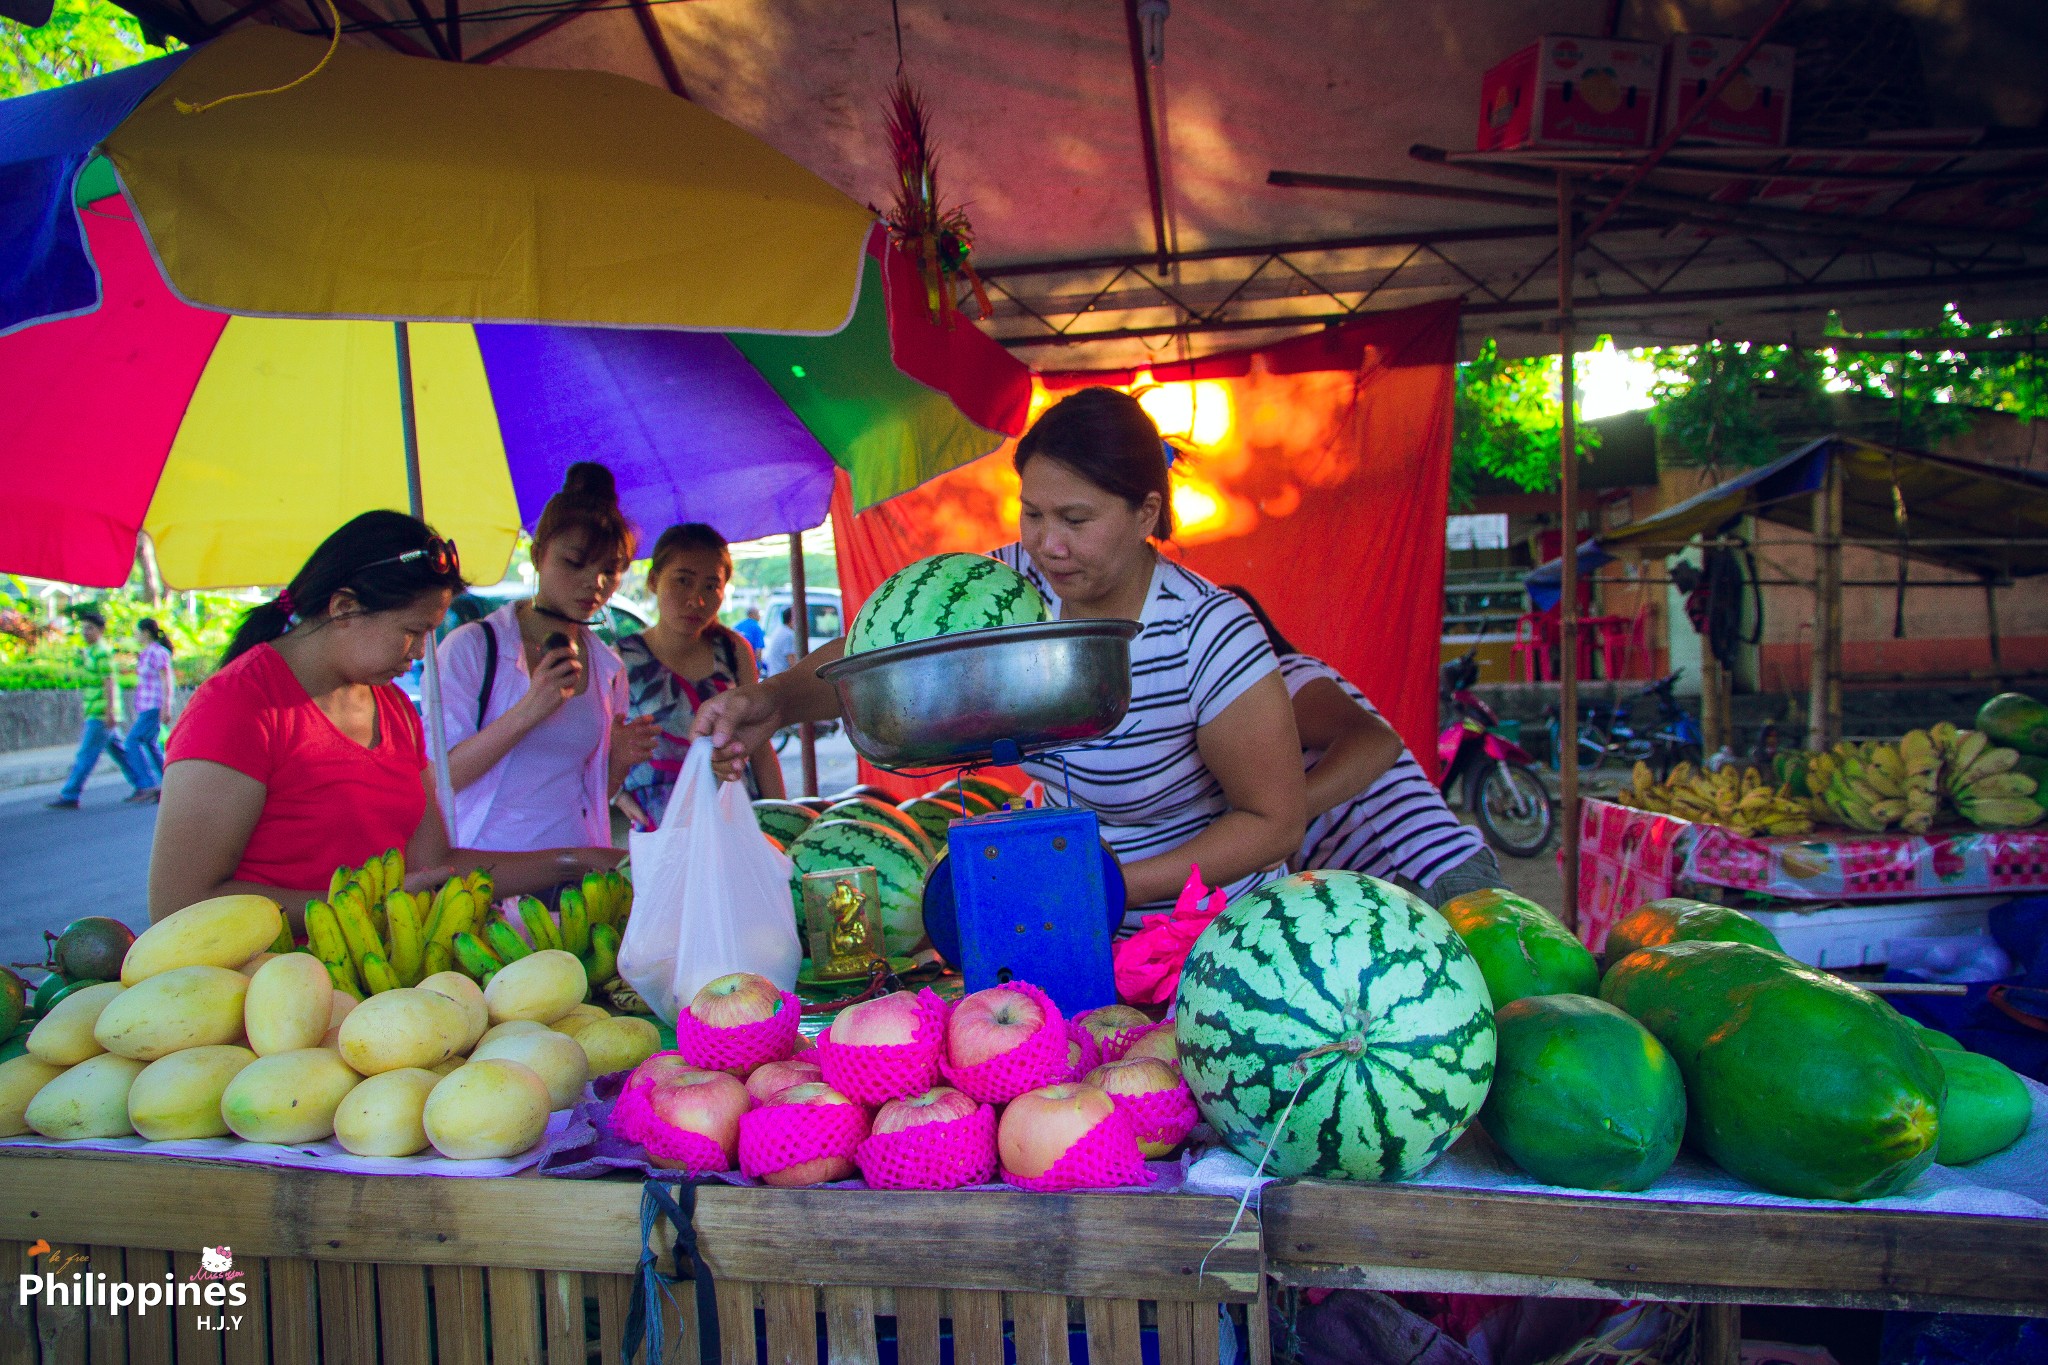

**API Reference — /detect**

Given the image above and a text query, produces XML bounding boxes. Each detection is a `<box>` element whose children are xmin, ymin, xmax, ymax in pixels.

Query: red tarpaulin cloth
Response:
<box><xmin>832</xmin><ymin>300</ymin><xmax>1459</xmax><ymax>801</ymax></box>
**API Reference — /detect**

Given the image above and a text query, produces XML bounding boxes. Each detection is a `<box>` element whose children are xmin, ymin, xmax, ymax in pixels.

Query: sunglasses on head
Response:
<box><xmin>360</xmin><ymin>536</ymin><xmax>461</xmax><ymax>579</ymax></box>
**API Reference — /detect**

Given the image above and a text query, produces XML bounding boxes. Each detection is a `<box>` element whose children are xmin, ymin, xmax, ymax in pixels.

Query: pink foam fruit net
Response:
<box><xmin>672</xmin><ymin>989</ymin><xmax>803</xmax><ymax>1076</ymax></box>
<box><xmin>1066</xmin><ymin>1021</ymin><xmax>1103</xmax><ymax>1079</ymax></box>
<box><xmin>1001</xmin><ymin>1105</ymin><xmax>1153</xmax><ymax>1192</ymax></box>
<box><xmin>1107</xmin><ymin>1080</ymin><xmax>1199</xmax><ymax>1152</ymax></box>
<box><xmin>854</xmin><ymin>1102</ymin><xmax>1000</xmax><ymax>1190</ymax></box>
<box><xmin>1090</xmin><ymin>1018</ymin><xmax>1156</xmax><ymax>1064</ymax></box>
<box><xmin>814</xmin><ymin>988</ymin><xmax>950</xmax><ymax>1104</ymax></box>
<box><xmin>738</xmin><ymin>1098</ymin><xmax>872</xmax><ymax>1182</ymax></box>
<box><xmin>609</xmin><ymin>1079</ymin><xmax>734</xmax><ymax>1177</ymax></box>
<box><xmin>940</xmin><ymin>981</ymin><xmax>1072</xmax><ymax>1104</ymax></box>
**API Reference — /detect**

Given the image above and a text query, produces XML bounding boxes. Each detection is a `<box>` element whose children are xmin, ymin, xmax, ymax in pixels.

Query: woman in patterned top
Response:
<box><xmin>616</xmin><ymin>524</ymin><xmax>786</xmax><ymax>828</ymax></box>
<box><xmin>126</xmin><ymin>617</ymin><xmax>179</xmax><ymax>803</ymax></box>
<box><xmin>691</xmin><ymin>388</ymin><xmax>1307</xmax><ymax>921</ymax></box>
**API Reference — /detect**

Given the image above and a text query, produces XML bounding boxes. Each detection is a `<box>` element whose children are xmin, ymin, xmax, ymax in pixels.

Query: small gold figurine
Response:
<box><xmin>825</xmin><ymin>879</ymin><xmax>874</xmax><ymax>970</ymax></box>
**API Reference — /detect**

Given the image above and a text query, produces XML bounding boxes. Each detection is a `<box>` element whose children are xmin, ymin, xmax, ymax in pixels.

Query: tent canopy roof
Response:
<box><xmin>1526</xmin><ymin>435</ymin><xmax>2048</xmax><ymax>607</ymax></box>
<box><xmin>104</xmin><ymin>0</ymin><xmax>2048</xmax><ymax>370</ymax></box>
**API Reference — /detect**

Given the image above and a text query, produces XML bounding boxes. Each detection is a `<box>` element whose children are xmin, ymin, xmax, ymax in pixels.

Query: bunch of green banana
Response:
<box><xmin>1898</xmin><ymin>729</ymin><xmax>1942</xmax><ymax>835</ymax></box>
<box><xmin>1820</xmin><ymin>742</ymin><xmax>1905</xmax><ymax>833</ymax></box>
<box><xmin>305</xmin><ymin>856</ymin><xmax>495</xmax><ymax>996</ymax></box>
<box><xmin>444</xmin><ymin>869</ymin><xmax>633</xmax><ymax>999</ymax></box>
<box><xmin>1618</xmin><ymin>761</ymin><xmax>1813</xmax><ymax>836</ymax></box>
<box><xmin>1939</xmin><ymin>726</ymin><xmax>2046</xmax><ymax>829</ymax></box>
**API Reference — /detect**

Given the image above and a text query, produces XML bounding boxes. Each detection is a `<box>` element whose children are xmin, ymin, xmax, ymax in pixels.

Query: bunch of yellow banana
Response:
<box><xmin>1619</xmin><ymin>760</ymin><xmax>1813</xmax><ymax>836</ymax></box>
<box><xmin>304</xmin><ymin>852</ymin><xmax>493</xmax><ymax>997</ymax></box>
<box><xmin>1934</xmin><ymin>722</ymin><xmax>2046</xmax><ymax>829</ymax></box>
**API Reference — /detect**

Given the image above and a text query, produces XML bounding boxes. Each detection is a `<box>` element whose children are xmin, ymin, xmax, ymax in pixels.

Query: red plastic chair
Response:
<box><xmin>1511</xmin><ymin>611</ymin><xmax>1554</xmax><ymax>682</ymax></box>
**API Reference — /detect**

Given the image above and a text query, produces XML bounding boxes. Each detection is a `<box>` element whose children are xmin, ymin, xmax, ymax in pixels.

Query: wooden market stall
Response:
<box><xmin>6</xmin><ymin>1147</ymin><xmax>2047</xmax><ymax>1365</ymax></box>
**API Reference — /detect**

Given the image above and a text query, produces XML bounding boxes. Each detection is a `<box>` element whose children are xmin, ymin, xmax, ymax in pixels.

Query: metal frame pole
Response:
<box><xmin>1808</xmin><ymin>456</ymin><xmax>1843</xmax><ymax>750</ymax></box>
<box><xmin>1558</xmin><ymin>175</ymin><xmax>1581</xmax><ymax>931</ymax></box>
<box><xmin>396</xmin><ymin>321</ymin><xmax>458</xmax><ymax>839</ymax></box>
<box><xmin>789</xmin><ymin>532</ymin><xmax>817</xmax><ymax>797</ymax></box>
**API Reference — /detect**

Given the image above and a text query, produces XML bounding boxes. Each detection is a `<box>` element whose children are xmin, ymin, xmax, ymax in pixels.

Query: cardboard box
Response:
<box><xmin>1478</xmin><ymin>35</ymin><xmax>1662</xmax><ymax>152</ymax></box>
<box><xmin>1662</xmin><ymin>34</ymin><xmax>1794</xmax><ymax>146</ymax></box>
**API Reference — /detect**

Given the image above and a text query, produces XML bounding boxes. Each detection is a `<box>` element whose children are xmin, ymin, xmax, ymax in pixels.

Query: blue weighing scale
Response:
<box><xmin>919</xmin><ymin>786</ymin><xmax>1126</xmax><ymax>1019</ymax></box>
<box><xmin>815</xmin><ymin>618</ymin><xmax>1143</xmax><ymax>1019</ymax></box>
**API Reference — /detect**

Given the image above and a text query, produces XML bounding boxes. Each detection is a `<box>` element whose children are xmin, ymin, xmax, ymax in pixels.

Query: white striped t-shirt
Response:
<box><xmin>1281</xmin><ymin>654</ymin><xmax>1486</xmax><ymax>889</ymax></box>
<box><xmin>989</xmin><ymin>544</ymin><xmax>1284</xmax><ymax>920</ymax></box>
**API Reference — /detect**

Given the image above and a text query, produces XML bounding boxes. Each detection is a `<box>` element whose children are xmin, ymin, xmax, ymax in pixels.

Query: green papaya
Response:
<box><xmin>1910</xmin><ymin>1020</ymin><xmax>1965</xmax><ymax>1052</ymax></box>
<box><xmin>1977</xmin><ymin>692</ymin><xmax>2048</xmax><ymax>758</ymax></box>
<box><xmin>1480</xmin><ymin>994</ymin><xmax>1685</xmax><ymax>1191</ymax></box>
<box><xmin>1600</xmin><ymin>940</ymin><xmax>1944</xmax><ymax>1201</ymax></box>
<box><xmin>1933</xmin><ymin>1049</ymin><xmax>2031</xmax><ymax>1165</ymax></box>
<box><xmin>1440</xmin><ymin>888</ymin><xmax>1599</xmax><ymax>1007</ymax></box>
<box><xmin>1603</xmin><ymin>898</ymin><xmax>1782</xmax><ymax>966</ymax></box>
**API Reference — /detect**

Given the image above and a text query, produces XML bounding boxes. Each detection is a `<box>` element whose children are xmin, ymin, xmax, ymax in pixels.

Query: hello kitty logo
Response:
<box><xmin>188</xmin><ymin>1247</ymin><xmax>243</xmax><ymax>1282</ymax></box>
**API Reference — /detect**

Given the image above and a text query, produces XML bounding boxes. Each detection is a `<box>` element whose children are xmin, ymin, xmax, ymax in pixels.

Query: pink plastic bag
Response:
<box><xmin>1112</xmin><ymin>866</ymin><xmax>1228</xmax><ymax>1006</ymax></box>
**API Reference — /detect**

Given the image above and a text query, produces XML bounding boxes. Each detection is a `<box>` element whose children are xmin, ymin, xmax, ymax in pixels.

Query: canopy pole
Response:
<box><xmin>1808</xmin><ymin>456</ymin><xmax>1842</xmax><ymax>751</ymax></box>
<box><xmin>1557</xmin><ymin>174</ymin><xmax>1581</xmax><ymax>932</ymax></box>
<box><xmin>397</xmin><ymin>320</ymin><xmax>458</xmax><ymax>842</ymax></box>
<box><xmin>790</xmin><ymin>532</ymin><xmax>818</xmax><ymax>798</ymax></box>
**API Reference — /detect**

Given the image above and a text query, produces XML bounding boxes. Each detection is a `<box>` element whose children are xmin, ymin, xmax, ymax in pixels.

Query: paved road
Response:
<box><xmin>0</xmin><ymin>771</ymin><xmax>156</xmax><ymax>976</ymax></box>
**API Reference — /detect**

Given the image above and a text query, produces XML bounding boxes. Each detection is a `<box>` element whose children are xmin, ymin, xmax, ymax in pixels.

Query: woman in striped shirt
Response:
<box><xmin>1225</xmin><ymin>587</ymin><xmax>1507</xmax><ymax>908</ymax></box>
<box><xmin>126</xmin><ymin>617</ymin><xmax>178</xmax><ymax>803</ymax></box>
<box><xmin>695</xmin><ymin>388</ymin><xmax>1308</xmax><ymax>922</ymax></box>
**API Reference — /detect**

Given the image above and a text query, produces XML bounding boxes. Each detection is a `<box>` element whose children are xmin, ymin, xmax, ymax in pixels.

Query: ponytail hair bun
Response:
<box><xmin>535</xmin><ymin>462</ymin><xmax>635</xmax><ymax>570</ymax></box>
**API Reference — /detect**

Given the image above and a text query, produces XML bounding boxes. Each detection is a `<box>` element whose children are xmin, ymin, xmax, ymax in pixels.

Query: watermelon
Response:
<box><xmin>753</xmin><ymin>800</ymin><xmax>818</xmax><ymax>846</ymax></box>
<box><xmin>1933</xmin><ymin>1048</ymin><xmax>2030</xmax><ymax>1165</ymax></box>
<box><xmin>1601</xmin><ymin>940</ymin><xmax>1944</xmax><ymax>1200</ymax></box>
<box><xmin>1479</xmin><ymin>994</ymin><xmax>1685</xmax><ymax>1191</ymax></box>
<box><xmin>1439</xmin><ymin>889</ymin><xmax>1598</xmax><ymax>1007</ymax></box>
<box><xmin>1977</xmin><ymin>692</ymin><xmax>2048</xmax><ymax>757</ymax></box>
<box><xmin>955</xmin><ymin>775</ymin><xmax>1020</xmax><ymax>809</ymax></box>
<box><xmin>1176</xmin><ymin>871</ymin><xmax>1496</xmax><ymax>1182</ymax></box>
<box><xmin>820</xmin><ymin>798</ymin><xmax>936</xmax><ymax>861</ymax></box>
<box><xmin>844</xmin><ymin>553</ymin><xmax>1048</xmax><ymax>656</ymax></box>
<box><xmin>786</xmin><ymin>818</ymin><xmax>929</xmax><ymax>955</ymax></box>
<box><xmin>899</xmin><ymin>796</ymin><xmax>974</xmax><ymax>848</ymax></box>
<box><xmin>1603</xmin><ymin>899</ymin><xmax>1781</xmax><ymax>966</ymax></box>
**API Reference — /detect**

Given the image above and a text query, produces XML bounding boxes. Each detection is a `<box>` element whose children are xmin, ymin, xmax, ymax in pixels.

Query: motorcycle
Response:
<box><xmin>1439</xmin><ymin>650</ymin><xmax>1556</xmax><ymax>858</ymax></box>
<box><xmin>1546</xmin><ymin>671</ymin><xmax>1703</xmax><ymax>778</ymax></box>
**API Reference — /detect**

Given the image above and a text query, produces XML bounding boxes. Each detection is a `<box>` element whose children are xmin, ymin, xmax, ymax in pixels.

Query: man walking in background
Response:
<box><xmin>761</xmin><ymin>607</ymin><xmax>797</xmax><ymax>677</ymax></box>
<box><xmin>47</xmin><ymin>609</ymin><xmax>149</xmax><ymax>809</ymax></box>
<box><xmin>735</xmin><ymin>605</ymin><xmax>766</xmax><ymax>654</ymax></box>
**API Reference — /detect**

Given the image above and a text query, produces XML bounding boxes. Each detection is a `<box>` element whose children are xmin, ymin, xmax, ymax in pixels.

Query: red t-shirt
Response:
<box><xmin>166</xmin><ymin>644</ymin><xmax>428</xmax><ymax>892</ymax></box>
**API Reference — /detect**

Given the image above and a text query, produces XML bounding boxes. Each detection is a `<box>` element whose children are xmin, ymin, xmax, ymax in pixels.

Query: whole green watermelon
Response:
<box><xmin>1480</xmin><ymin>994</ymin><xmax>1685</xmax><ymax>1191</ymax></box>
<box><xmin>1440</xmin><ymin>888</ymin><xmax>1598</xmax><ymax>1006</ymax></box>
<box><xmin>1601</xmin><ymin>940</ymin><xmax>1944</xmax><ymax>1200</ymax></box>
<box><xmin>1978</xmin><ymin>692</ymin><xmax>2048</xmax><ymax>757</ymax></box>
<box><xmin>786</xmin><ymin>819</ymin><xmax>929</xmax><ymax>954</ymax></box>
<box><xmin>819</xmin><ymin>798</ymin><xmax>936</xmax><ymax>861</ymax></box>
<box><xmin>1176</xmin><ymin>871</ymin><xmax>1496</xmax><ymax>1182</ymax></box>
<box><xmin>844</xmin><ymin>553</ymin><xmax>1047</xmax><ymax>656</ymax></box>
<box><xmin>753</xmin><ymin>800</ymin><xmax>819</xmax><ymax>847</ymax></box>
<box><xmin>1603</xmin><ymin>899</ymin><xmax>1781</xmax><ymax>966</ymax></box>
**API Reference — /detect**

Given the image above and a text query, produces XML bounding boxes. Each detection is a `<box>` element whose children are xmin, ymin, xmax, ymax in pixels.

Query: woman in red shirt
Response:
<box><xmin>148</xmin><ymin>511</ymin><xmax>623</xmax><ymax>923</ymax></box>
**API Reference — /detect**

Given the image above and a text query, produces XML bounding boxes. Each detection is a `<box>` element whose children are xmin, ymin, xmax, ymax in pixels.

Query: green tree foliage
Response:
<box><xmin>1451</xmin><ymin>339</ymin><xmax>1599</xmax><ymax>507</ymax></box>
<box><xmin>1646</xmin><ymin>307</ymin><xmax>2048</xmax><ymax>468</ymax></box>
<box><xmin>1</xmin><ymin>0</ymin><xmax>175</xmax><ymax>99</ymax></box>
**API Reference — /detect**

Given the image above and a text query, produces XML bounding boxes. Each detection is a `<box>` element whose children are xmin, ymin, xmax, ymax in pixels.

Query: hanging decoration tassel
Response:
<box><xmin>883</xmin><ymin>77</ymin><xmax>990</xmax><ymax>325</ymax></box>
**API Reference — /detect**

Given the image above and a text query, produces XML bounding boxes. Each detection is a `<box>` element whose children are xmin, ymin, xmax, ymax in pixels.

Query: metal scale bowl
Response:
<box><xmin>817</xmin><ymin>619</ymin><xmax>1141</xmax><ymax>1015</ymax></box>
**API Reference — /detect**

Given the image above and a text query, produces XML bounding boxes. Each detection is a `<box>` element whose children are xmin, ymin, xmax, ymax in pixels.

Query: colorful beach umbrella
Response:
<box><xmin>0</xmin><ymin>27</ymin><xmax>1030</xmax><ymax>589</ymax></box>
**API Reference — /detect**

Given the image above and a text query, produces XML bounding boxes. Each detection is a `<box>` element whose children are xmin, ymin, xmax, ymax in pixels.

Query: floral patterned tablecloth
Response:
<box><xmin>1574</xmin><ymin>797</ymin><xmax>2048</xmax><ymax>952</ymax></box>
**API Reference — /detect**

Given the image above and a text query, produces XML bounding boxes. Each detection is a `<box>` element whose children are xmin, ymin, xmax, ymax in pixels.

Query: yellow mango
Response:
<box><xmin>334</xmin><ymin>1067</ymin><xmax>441</xmax><ymax>1157</ymax></box>
<box><xmin>337</xmin><ymin>989</ymin><xmax>468</xmax><ymax>1076</ymax></box>
<box><xmin>548</xmin><ymin>1003</ymin><xmax>610</xmax><ymax>1038</ymax></box>
<box><xmin>0</xmin><ymin>1055</ymin><xmax>67</xmax><ymax>1137</ymax></box>
<box><xmin>470</xmin><ymin>1030</ymin><xmax>589</xmax><ymax>1110</ymax></box>
<box><xmin>483</xmin><ymin>950</ymin><xmax>587</xmax><ymax>1025</ymax></box>
<box><xmin>122</xmin><ymin>895</ymin><xmax>284</xmax><ymax>984</ymax></box>
<box><xmin>423</xmin><ymin>1059</ymin><xmax>550</xmax><ymax>1160</ymax></box>
<box><xmin>93</xmin><ymin>966</ymin><xmax>248</xmax><ymax>1061</ymax></box>
<box><xmin>416</xmin><ymin>972</ymin><xmax>488</xmax><ymax>1052</ymax></box>
<box><xmin>221</xmin><ymin>1049</ymin><xmax>361</xmax><ymax>1143</ymax></box>
<box><xmin>476</xmin><ymin>1019</ymin><xmax>547</xmax><ymax>1048</ymax></box>
<box><xmin>25</xmin><ymin>1054</ymin><xmax>146</xmax><ymax>1139</ymax></box>
<box><xmin>574</xmin><ymin>1017</ymin><xmax>661</xmax><ymax>1078</ymax></box>
<box><xmin>127</xmin><ymin>1045</ymin><xmax>257</xmax><ymax>1140</ymax></box>
<box><xmin>245</xmin><ymin>955</ymin><xmax>334</xmax><ymax>1056</ymax></box>
<box><xmin>26</xmin><ymin>981</ymin><xmax>124</xmax><ymax>1065</ymax></box>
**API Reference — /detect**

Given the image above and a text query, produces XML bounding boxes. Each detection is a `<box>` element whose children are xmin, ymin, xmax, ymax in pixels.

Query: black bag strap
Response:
<box><xmin>628</xmin><ymin>1180</ymin><xmax>721</xmax><ymax>1365</ymax></box>
<box><xmin>476</xmin><ymin>619</ymin><xmax>499</xmax><ymax>732</ymax></box>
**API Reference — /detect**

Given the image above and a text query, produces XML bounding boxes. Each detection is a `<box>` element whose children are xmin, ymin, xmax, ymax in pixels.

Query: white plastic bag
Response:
<box><xmin>618</xmin><ymin>738</ymin><xmax>800</xmax><ymax>1021</ymax></box>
